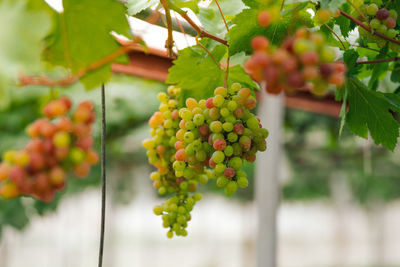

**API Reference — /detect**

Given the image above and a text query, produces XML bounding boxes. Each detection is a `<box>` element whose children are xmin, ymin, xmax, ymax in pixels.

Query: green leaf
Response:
<box><xmin>167</xmin><ymin>43</ymin><xmax>258</xmax><ymax>100</ymax></box>
<box><xmin>333</xmin><ymin>3</ymin><xmax>353</xmax><ymax>38</ymax></box>
<box><xmin>228</xmin><ymin>3</ymin><xmax>312</xmax><ymax>55</ymax></box>
<box><xmin>198</xmin><ymin>0</ymin><xmax>245</xmax><ymax>37</ymax></box>
<box><xmin>228</xmin><ymin>65</ymin><xmax>260</xmax><ymax>91</ymax></box>
<box><xmin>126</xmin><ymin>0</ymin><xmax>158</xmax><ymax>15</ymax></box>
<box><xmin>391</xmin><ymin>63</ymin><xmax>400</xmax><ymax>83</ymax></box>
<box><xmin>368</xmin><ymin>51</ymin><xmax>389</xmax><ymax>91</ymax></box>
<box><xmin>167</xmin><ymin>44</ymin><xmax>225</xmax><ymax>100</ymax></box>
<box><xmin>345</xmin><ymin>77</ymin><xmax>399</xmax><ymax>150</ymax></box>
<box><xmin>320</xmin><ymin>0</ymin><xmax>347</xmax><ymax>12</ymax></box>
<box><xmin>0</xmin><ymin>0</ymin><xmax>51</xmax><ymax>78</ymax></box>
<box><xmin>44</xmin><ymin>0</ymin><xmax>131</xmax><ymax>90</ymax></box>
<box><xmin>343</xmin><ymin>49</ymin><xmax>361</xmax><ymax>75</ymax></box>
<box><xmin>172</xmin><ymin>0</ymin><xmax>200</xmax><ymax>13</ymax></box>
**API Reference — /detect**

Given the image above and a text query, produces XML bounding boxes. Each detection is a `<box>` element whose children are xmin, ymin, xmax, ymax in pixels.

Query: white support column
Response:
<box><xmin>255</xmin><ymin>89</ymin><xmax>284</xmax><ymax>267</ymax></box>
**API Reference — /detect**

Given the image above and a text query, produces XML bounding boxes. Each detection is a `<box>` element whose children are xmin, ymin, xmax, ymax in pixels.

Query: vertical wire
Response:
<box><xmin>98</xmin><ymin>83</ymin><xmax>107</xmax><ymax>267</ymax></box>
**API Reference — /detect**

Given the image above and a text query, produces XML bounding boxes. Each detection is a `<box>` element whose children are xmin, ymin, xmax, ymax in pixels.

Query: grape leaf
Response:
<box><xmin>167</xmin><ymin>44</ymin><xmax>258</xmax><ymax>100</ymax></box>
<box><xmin>343</xmin><ymin>49</ymin><xmax>361</xmax><ymax>75</ymax></box>
<box><xmin>228</xmin><ymin>3</ymin><xmax>312</xmax><ymax>56</ymax></box>
<box><xmin>198</xmin><ymin>0</ymin><xmax>245</xmax><ymax>37</ymax></box>
<box><xmin>333</xmin><ymin>3</ymin><xmax>353</xmax><ymax>38</ymax></box>
<box><xmin>44</xmin><ymin>0</ymin><xmax>131</xmax><ymax>90</ymax></box>
<box><xmin>126</xmin><ymin>0</ymin><xmax>158</xmax><ymax>15</ymax></box>
<box><xmin>345</xmin><ymin>77</ymin><xmax>399</xmax><ymax>151</ymax></box>
<box><xmin>320</xmin><ymin>0</ymin><xmax>347</xmax><ymax>12</ymax></box>
<box><xmin>172</xmin><ymin>0</ymin><xmax>200</xmax><ymax>13</ymax></box>
<box><xmin>368</xmin><ymin>51</ymin><xmax>390</xmax><ymax>91</ymax></box>
<box><xmin>0</xmin><ymin>0</ymin><xmax>51</xmax><ymax>79</ymax></box>
<box><xmin>391</xmin><ymin>63</ymin><xmax>400</xmax><ymax>83</ymax></box>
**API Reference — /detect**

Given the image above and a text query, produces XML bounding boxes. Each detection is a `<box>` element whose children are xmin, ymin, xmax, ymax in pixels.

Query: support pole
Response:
<box><xmin>255</xmin><ymin>88</ymin><xmax>284</xmax><ymax>267</ymax></box>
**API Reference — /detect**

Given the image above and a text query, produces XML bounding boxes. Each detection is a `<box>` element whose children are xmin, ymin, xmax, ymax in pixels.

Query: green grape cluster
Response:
<box><xmin>143</xmin><ymin>86</ymin><xmax>204</xmax><ymax>238</ymax></box>
<box><xmin>143</xmin><ymin>84</ymin><xmax>268</xmax><ymax>238</ymax></box>
<box><xmin>355</xmin><ymin>0</ymin><xmax>399</xmax><ymax>49</ymax></box>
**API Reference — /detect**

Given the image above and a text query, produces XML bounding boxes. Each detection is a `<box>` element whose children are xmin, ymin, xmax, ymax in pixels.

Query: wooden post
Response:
<box><xmin>255</xmin><ymin>89</ymin><xmax>284</xmax><ymax>267</ymax></box>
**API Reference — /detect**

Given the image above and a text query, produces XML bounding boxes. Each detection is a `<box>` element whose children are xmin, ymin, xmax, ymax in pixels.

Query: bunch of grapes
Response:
<box><xmin>175</xmin><ymin>84</ymin><xmax>268</xmax><ymax>197</ymax></box>
<box><xmin>355</xmin><ymin>0</ymin><xmax>399</xmax><ymax>50</ymax></box>
<box><xmin>245</xmin><ymin>28</ymin><xmax>346</xmax><ymax>96</ymax></box>
<box><xmin>143</xmin><ymin>84</ymin><xmax>269</xmax><ymax>238</ymax></box>
<box><xmin>143</xmin><ymin>86</ymin><xmax>205</xmax><ymax>238</ymax></box>
<box><xmin>0</xmin><ymin>97</ymin><xmax>99</xmax><ymax>202</ymax></box>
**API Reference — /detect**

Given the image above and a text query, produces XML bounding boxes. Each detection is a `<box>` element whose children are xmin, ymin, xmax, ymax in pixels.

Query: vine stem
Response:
<box><xmin>98</xmin><ymin>83</ymin><xmax>107</xmax><ymax>267</ymax></box>
<box><xmin>161</xmin><ymin>0</ymin><xmax>174</xmax><ymax>57</ymax></box>
<box><xmin>324</xmin><ymin>24</ymin><xmax>347</xmax><ymax>50</ymax></box>
<box><xmin>355</xmin><ymin>57</ymin><xmax>400</xmax><ymax>65</ymax></box>
<box><xmin>196</xmin><ymin>37</ymin><xmax>221</xmax><ymax>69</ymax></box>
<box><xmin>214</xmin><ymin>0</ymin><xmax>229</xmax><ymax>32</ymax></box>
<box><xmin>19</xmin><ymin>41</ymin><xmax>141</xmax><ymax>87</ymax></box>
<box><xmin>167</xmin><ymin>0</ymin><xmax>228</xmax><ymax>46</ymax></box>
<box><xmin>339</xmin><ymin>9</ymin><xmax>400</xmax><ymax>46</ymax></box>
<box><xmin>280</xmin><ymin>0</ymin><xmax>285</xmax><ymax>11</ymax></box>
<box><xmin>224</xmin><ymin>56</ymin><xmax>230</xmax><ymax>88</ymax></box>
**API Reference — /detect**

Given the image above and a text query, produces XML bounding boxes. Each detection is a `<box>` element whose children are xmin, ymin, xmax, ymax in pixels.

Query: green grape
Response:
<box><xmin>367</xmin><ymin>4</ymin><xmax>378</xmax><ymax>16</ymax></box>
<box><xmin>216</xmin><ymin>176</ymin><xmax>229</xmax><ymax>187</ymax></box>
<box><xmin>370</xmin><ymin>18</ymin><xmax>381</xmax><ymax>29</ymax></box>
<box><xmin>237</xmin><ymin>177</ymin><xmax>249</xmax><ymax>188</ymax></box>
<box><xmin>213</xmin><ymin>95</ymin><xmax>225</xmax><ymax>107</ymax></box>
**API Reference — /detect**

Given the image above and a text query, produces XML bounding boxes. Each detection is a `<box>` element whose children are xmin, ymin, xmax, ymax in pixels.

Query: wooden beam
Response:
<box><xmin>111</xmin><ymin>45</ymin><xmax>342</xmax><ymax>118</ymax></box>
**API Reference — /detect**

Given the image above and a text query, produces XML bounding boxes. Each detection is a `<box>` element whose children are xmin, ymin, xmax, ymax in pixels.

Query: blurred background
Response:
<box><xmin>1</xmin><ymin>0</ymin><xmax>400</xmax><ymax>267</ymax></box>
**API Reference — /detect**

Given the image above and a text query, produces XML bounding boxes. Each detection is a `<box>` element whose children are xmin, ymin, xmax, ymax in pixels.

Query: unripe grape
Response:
<box><xmin>212</xmin><ymin>151</ymin><xmax>225</xmax><ymax>164</ymax></box>
<box><xmin>225</xmin><ymin>181</ymin><xmax>238</xmax><ymax>196</ymax></box>
<box><xmin>53</xmin><ymin>132</ymin><xmax>71</xmax><ymax>148</ymax></box>
<box><xmin>210</xmin><ymin>121</ymin><xmax>223</xmax><ymax>133</ymax></box>
<box><xmin>73</xmin><ymin>162</ymin><xmax>91</xmax><ymax>178</ymax></box>
<box><xmin>14</xmin><ymin>151</ymin><xmax>30</xmax><ymax>167</ymax></box>
<box><xmin>222</xmin><ymin>122</ymin><xmax>234</xmax><ymax>132</ymax></box>
<box><xmin>213</xmin><ymin>139</ymin><xmax>227</xmax><ymax>151</ymax></box>
<box><xmin>237</xmin><ymin>177</ymin><xmax>249</xmax><ymax>188</ymax></box>
<box><xmin>300</xmin><ymin>51</ymin><xmax>319</xmax><ymax>66</ymax></box>
<box><xmin>316</xmin><ymin>9</ymin><xmax>332</xmax><ymax>24</ymax></box>
<box><xmin>386</xmin><ymin>17</ymin><xmax>396</xmax><ymax>29</ymax></box>
<box><xmin>216</xmin><ymin>176</ymin><xmax>229</xmax><ymax>188</ymax></box>
<box><xmin>258</xmin><ymin>11</ymin><xmax>271</xmax><ymax>27</ymax></box>
<box><xmin>69</xmin><ymin>147</ymin><xmax>86</xmax><ymax>163</ymax></box>
<box><xmin>224</xmin><ymin>167</ymin><xmax>235</xmax><ymax>179</ymax></box>
<box><xmin>228</xmin><ymin>157</ymin><xmax>243</xmax><ymax>170</ymax></box>
<box><xmin>0</xmin><ymin>182</ymin><xmax>19</xmax><ymax>199</ymax></box>
<box><xmin>389</xmin><ymin>10</ymin><xmax>398</xmax><ymax>20</ymax></box>
<box><xmin>234</xmin><ymin>123</ymin><xmax>245</xmax><ymax>135</ymax></box>
<box><xmin>367</xmin><ymin>4</ymin><xmax>378</xmax><ymax>16</ymax></box>
<box><xmin>205</xmin><ymin>97</ymin><xmax>215</xmax><ymax>108</ymax></box>
<box><xmin>185</xmin><ymin>98</ymin><xmax>198</xmax><ymax>110</ymax></box>
<box><xmin>251</xmin><ymin>36</ymin><xmax>269</xmax><ymax>51</ymax></box>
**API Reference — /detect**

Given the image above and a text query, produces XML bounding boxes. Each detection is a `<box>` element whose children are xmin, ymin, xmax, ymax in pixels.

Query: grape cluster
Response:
<box><xmin>143</xmin><ymin>84</ymin><xmax>268</xmax><ymax>238</ymax></box>
<box><xmin>355</xmin><ymin>1</ymin><xmax>399</xmax><ymax>49</ymax></box>
<box><xmin>175</xmin><ymin>84</ymin><xmax>268</xmax><ymax>196</ymax></box>
<box><xmin>143</xmin><ymin>86</ymin><xmax>204</xmax><ymax>238</ymax></box>
<box><xmin>245</xmin><ymin>28</ymin><xmax>346</xmax><ymax>96</ymax></box>
<box><xmin>0</xmin><ymin>97</ymin><xmax>99</xmax><ymax>202</ymax></box>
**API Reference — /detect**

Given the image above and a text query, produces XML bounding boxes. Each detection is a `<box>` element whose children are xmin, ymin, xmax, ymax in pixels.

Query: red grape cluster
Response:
<box><xmin>245</xmin><ymin>29</ymin><xmax>347</xmax><ymax>96</ymax></box>
<box><xmin>0</xmin><ymin>97</ymin><xmax>99</xmax><ymax>202</ymax></box>
<box><xmin>143</xmin><ymin>84</ymin><xmax>268</xmax><ymax>238</ymax></box>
